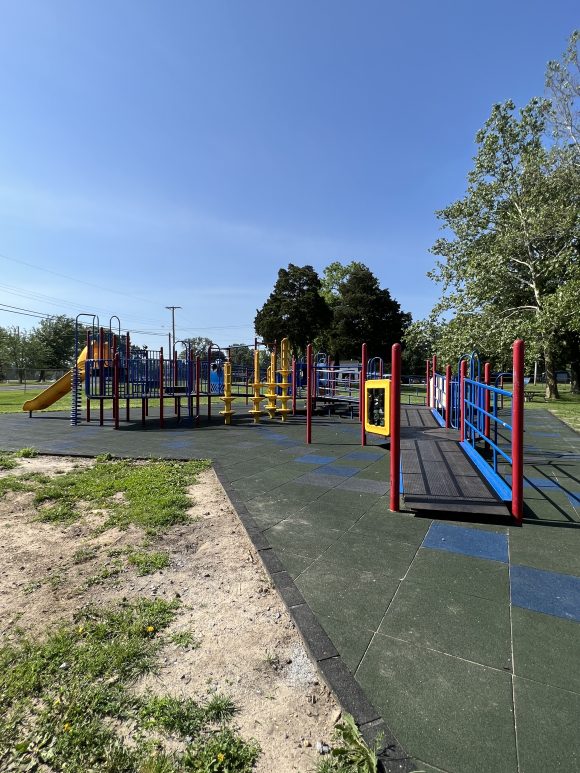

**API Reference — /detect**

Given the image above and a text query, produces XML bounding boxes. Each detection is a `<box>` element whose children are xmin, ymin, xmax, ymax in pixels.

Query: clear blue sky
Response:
<box><xmin>0</xmin><ymin>1</ymin><xmax>576</xmax><ymax>347</ymax></box>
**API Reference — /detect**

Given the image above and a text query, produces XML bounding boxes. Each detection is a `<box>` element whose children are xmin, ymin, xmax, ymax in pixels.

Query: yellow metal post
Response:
<box><xmin>277</xmin><ymin>337</ymin><xmax>291</xmax><ymax>421</ymax></box>
<box><xmin>248</xmin><ymin>349</ymin><xmax>264</xmax><ymax>423</ymax></box>
<box><xmin>219</xmin><ymin>361</ymin><xmax>235</xmax><ymax>425</ymax></box>
<box><xmin>265</xmin><ymin>350</ymin><xmax>278</xmax><ymax>419</ymax></box>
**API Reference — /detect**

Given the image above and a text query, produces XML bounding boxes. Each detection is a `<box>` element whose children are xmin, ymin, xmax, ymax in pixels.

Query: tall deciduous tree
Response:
<box><xmin>429</xmin><ymin>97</ymin><xmax>579</xmax><ymax>399</ymax></box>
<box><xmin>328</xmin><ymin>264</ymin><xmax>410</xmax><ymax>361</ymax></box>
<box><xmin>254</xmin><ymin>264</ymin><xmax>331</xmax><ymax>356</ymax></box>
<box><xmin>31</xmin><ymin>316</ymin><xmax>77</xmax><ymax>370</ymax></box>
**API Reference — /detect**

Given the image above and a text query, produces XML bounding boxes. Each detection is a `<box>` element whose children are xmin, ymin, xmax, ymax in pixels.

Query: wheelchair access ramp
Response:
<box><xmin>401</xmin><ymin>405</ymin><xmax>509</xmax><ymax>516</ymax></box>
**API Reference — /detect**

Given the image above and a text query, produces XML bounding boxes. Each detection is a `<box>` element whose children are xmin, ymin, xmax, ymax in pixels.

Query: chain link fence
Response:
<box><xmin>0</xmin><ymin>367</ymin><xmax>68</xmax><ymax>389</ymax></box>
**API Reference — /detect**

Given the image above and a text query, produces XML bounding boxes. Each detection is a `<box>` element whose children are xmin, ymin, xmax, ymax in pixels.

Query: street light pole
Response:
<box><xmin>165</xmin><ymin>306</ymin><xmax>182</xmax><ymax>356</ymax></box>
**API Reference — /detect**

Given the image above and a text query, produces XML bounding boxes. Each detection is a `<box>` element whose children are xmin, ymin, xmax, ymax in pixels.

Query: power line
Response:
<box><xmin>0</xmin><ymin>250</ymin><xmax>161</xmax><ymax>308</ymax></box>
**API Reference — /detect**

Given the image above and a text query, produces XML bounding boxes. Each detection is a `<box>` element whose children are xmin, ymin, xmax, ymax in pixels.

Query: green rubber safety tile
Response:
<box><xmin>356</xmin><ymin>635</ymin><xmax>517</xmax><ymax>773</ymax></box>
<box><xmin>251</xmin><ymin>466</ymin><xmax>308</xmax><ymax>489</ymax></box>
<box><xmin>509</xmin><ymin>525</ymin><xmax>580</xmax><ymax>577</ymax></box>
<box><xmin>313</xmin><ymin>487</ymin><xmax>382</xmax><ymax>515</ymax></box>
<box><xmin>514</xmin><ymin>676</ymin><xmax>580</xmax><ymax>773</ymax></box>
<box><xmin>285</xmin><ymin>507</ymin><xmax>361</xmax><ymax>532</ymax></box>
<box><xmin>411</xmin><ymin>761</ymin><xmax>449</xmax><ymax>773</ymax></box>
<box><xmin>277</xmin><ymin>550</ymin><xmax>314</xmax><ymax>579</ymax></box>
<box><xmin>353</xmin><ymin>507</ymin><xmax>431</xmax><ymax>547</ymax></box>
<box><xmin>224</xmin><ymin>457</ymin><xmax>285</xmax><ymax>480</ymax></box>
<box><xmin>248</xmin><ymin>512</ymin><xmax>286</xmax><ymax>531</ymax></box>
<box><xmin>512</xmin><ymin>607</ymin><xmax>580</xmax><ymax>693</ymax></box>
<box><xmin>266</xmin><ymin>519</ymin><xmax>343</xmax><ymax>560</ymax></box>
<box><xmin>318</xmin><ymin>614</ymin><xmax>374</xmax><ymax>674</ymax></box>
<box><xmin>405</xmin><ymin>548</ymin><xmax>510</xmax><ymax>602</ymax></box>
<box><xmin>295</xmin><ymin>559</ymin><xmax>400</xmax><ymax>631</ymax></box>
<box><xmin>353</xmin><ymin>462</ymin><xmax>390</xmax><ymax>482</ymax></box>
<box><xmin>243</xmin><ymin>496</ymin><xmax>303</xmax><ymax>522</ymax></box>
<box><xmin>323</xmin><ymin>532</ymin><xmax>418</xmax><ymax>579</ymax></box>
<box><xmin>378</xmin><ymin>580</ymin><xmax>511</xmax><ymax>670</ymax></box>
<box><xmin>271</xmin><ymin>481</ymin><xmax>331</xmax><ymax>506</ymax></box>
<box><xmin>229</xmin><ymin>477</ymin><xmax>273</xmax><ymax>498</ymax></box>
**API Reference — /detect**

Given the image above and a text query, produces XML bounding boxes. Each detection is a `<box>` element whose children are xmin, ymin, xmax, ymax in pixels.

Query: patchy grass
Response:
<box><xmin>128</xmin><ymin>550</ymin><xmax>170</xmax><ymax>576</ymax></box>
<box><xmin>170</xmin><ymin>631</ymin><xmax>201</xmax><ymax>650</ymax></box>
<box><xmin>72</xmin><ymin>545</ymin><xmax>98</xmax><ymax>564</ymax></box>
<box><xmin>15</xmin><ymin>447</ymin><xmax>38</xmax><ymax>458</ymax></box>
<box><xmin>316</xmin><ymin>713</ymin><xmax>380</xmax><ymax>773</ymax></box>
<box><xmin>0</xmin><ymin>474</ymin><xmax>44</xmax><ymax>498</ymax></box>
<box><xmin>30</xmin><ymin>457</ymin><xmax>210</xmax><ymax>533</ymax></box>
<box><xmin>0</xmin><ymin>453</ymin><xmax>17</xmax><ymax>471</ymax></box>
<box><xmin>0</xmin><ymin>598</ymin><xmax>259</xmax><ymax>771</ymax></box>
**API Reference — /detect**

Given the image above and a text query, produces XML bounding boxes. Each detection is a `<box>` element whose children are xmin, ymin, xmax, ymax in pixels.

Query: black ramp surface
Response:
<box><xmin>401</xmin><ymin>406</ymin><xmax>508</xmax><ymax>515</ymax></box>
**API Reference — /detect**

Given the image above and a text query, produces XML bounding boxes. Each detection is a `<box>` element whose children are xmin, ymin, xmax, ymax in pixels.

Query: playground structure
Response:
<box><xmin>21</xmin><ymin>314</ymin><xmax>525</xmax><ymax>524</ymax></box>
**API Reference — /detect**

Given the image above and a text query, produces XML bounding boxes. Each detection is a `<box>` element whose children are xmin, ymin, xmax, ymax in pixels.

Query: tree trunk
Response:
<box><xmin>544</xmin><ymin>346</ymin><xmax>560</xmax><ymax>400</ymax></box>
<box><xmin>567</xmin><ymin>334</ymin><xmax>580</xmax><ymax>395</ymax></box>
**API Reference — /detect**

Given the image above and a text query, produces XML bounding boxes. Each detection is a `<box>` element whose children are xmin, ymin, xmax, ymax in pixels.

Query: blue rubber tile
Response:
<box><xmin>511</xmin><ymin>565</ymin><xmax>580</xmax><ymax>622</ymax></box>
<box><xmin>423</xmin><ymin>522</ymin><xmax>508</xmax><ymax>564</ymax></box>
<box><xmin>312</xmin><ymin>464</ymin><xmax>359</xmax><ymax>478</ymax></box>
<box><xmin>526</xmin><ymin>477</ymin><xmax>559</xmax><ymax>489</ymax></box>
<box><xmin>294</xmin><ymin>455</ymin><xmax>336</xmax><ymax>465</ymax></box>
<box><xmin>343</xmin><ymin>451</ymin><xmax>383</xmax><ymax>462</ymax></box>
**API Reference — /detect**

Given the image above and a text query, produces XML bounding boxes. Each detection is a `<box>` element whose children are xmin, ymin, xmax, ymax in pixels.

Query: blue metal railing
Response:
<box><xmin>461</xmin><ymin>377</ymin><xmax>513</xmax><ymax>501</ymax></box>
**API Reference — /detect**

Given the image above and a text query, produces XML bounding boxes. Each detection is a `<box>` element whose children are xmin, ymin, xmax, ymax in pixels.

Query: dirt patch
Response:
<box><xmin>0</xmin><ymin>458</ymin><xmax>339</xmax><ymax>771</ymax></box>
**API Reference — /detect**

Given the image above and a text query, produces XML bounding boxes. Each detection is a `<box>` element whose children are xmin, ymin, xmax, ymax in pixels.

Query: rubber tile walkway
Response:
<box><xmin>1</xmin><ymin>408</ymin><xmax>579</xmax><ymax>772</ymax></box>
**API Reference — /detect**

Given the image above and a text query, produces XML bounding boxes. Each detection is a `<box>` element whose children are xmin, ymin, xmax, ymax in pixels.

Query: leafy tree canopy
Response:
<box><xmin>327</xmin><ymin>264</ymin><xmax>411</xmax><ymax>361</ymax></box>
<box><xmin>254</xmin><ymin>264</ymin><xmax>331</xmax><ymax>356</ymax></box>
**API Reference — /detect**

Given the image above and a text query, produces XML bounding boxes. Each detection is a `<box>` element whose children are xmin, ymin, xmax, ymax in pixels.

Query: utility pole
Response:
<box><xmin>165</xmin><ymin>306</ymin><xmax>181</xmax><ymax>355</ymax></box>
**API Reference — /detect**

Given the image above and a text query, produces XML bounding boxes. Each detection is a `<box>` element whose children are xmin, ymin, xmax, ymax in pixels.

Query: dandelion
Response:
<box><xmin>147</xmin><ymin>625</ymin><xmax>155</xmax><ymax>633</ymax></box>
<box><xmin>217</xmin><ymin>752</ymin><xmax>225</xmax><ymax>763</ymax></box>
<box><xmin>77</xmin><ymin>626</ymin><xmax>84</xmax><ymax>634</ymax></box>
<box><xmin>63</xmin><ymin>723</ymin><xmax>72</xmax><ymax>732</ymax></box>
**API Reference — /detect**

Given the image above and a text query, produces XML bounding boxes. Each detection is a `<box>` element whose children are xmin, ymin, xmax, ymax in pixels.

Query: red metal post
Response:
<box><xmin>511</xmin><ymin>339</ymin><xmax>525</xmax><ymax>525</ymax></box>
<box><xmin>292</xmin><ymin>357</ymin><xmax>297</xmax><ymax>415</ymax></box>
<box><xmin>445</xmin><ymin>365</ymin><xmax>451</xmax><ymax>429</ymax></box>
<box><xmin>484</xmin><ymin>362</ymin><xmax>491</xmax><ymax>442</ymax></box>
<box><xmin>98</xmin><ymin>327</ymin><xmax>104</xmax><ymax>426</ymax></box>
<box><xmin>195</xmin><ymin>356</ymin><xmax>201</xmax><ymax>426</ymax></box>
<box><xmin>113</xmin><ymin>353</ymin><xmax>120</xmax><ymax>430</ymax></box>
<box><xmin>207</xmin><ymin>345</ymin><xmax>212</xmax><ymax>423</ymax></box>
<box><xmin>432</xmin><ymin>355</ymin><xmax>437</xmax><ymax>408</ymax></box>
<box><xmin>361</xmin><ymin>343</ymin><xmax>367</xmax><ymax>445</ymax></box>
<box><xmin>306</xmin><ymin>344</ymin><xmax>312</xmax><ymax>444</ymax></box>
<box><xmin>173</xmin><ymin>350</ymin><xmax>178</xmax><ymax>416</ymax></box>
<box><xmin>426</xmin><ymin>359</ymin><xmax>431</xmax><ymax>407</ymax></box>
<box><xmin>390</xmin><ymin>343</ymin><xmax>401</xmax><ymax>512</ymax></box>
<box><xmin>459</xmin><ymin>359</ymin><xmax>467</xmax><ymax>442</ymax></box>
<box><xmin>86</xmin><ymin>330</ymin><xmax>91</xmax><ymax>423</ymax></box>
<box><xmin>159</xmin><ymin>347</ymin><xmax>164</xmax><ymax>429</ymax></box>
<box><xmin>125</xmin><ymin>332</ymin><xmax>131</xmax><ymax>423</ymax></box>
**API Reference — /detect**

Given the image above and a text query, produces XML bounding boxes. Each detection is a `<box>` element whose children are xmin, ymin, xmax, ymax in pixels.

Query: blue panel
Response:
<box><xmin>423</xmin><ymin>522</ymin><xmax>508</xmax><ymax>563</ymax></box>
<box><xmin>294</xmin><ymin>455</ymin><xmax>336</xmax><ymax>465</ymax></box>
<box><xmin>511</xmin><ymin>565</ymin><xmax>580</xmax><ymax>622</ymax></box>
<box><xmin>526</xmin><ymin>477</ymin><xmax>560</xmax><ymax>489</ymax></box>
<box><xmin>343</xmin><ymin>451</ymin><xmax>383</xmax><ymax>462</ymax></box>
<box><xmin>312</xmin><ymin>464</ymin><xmax>359</xmax><ymax>477</ymax></box>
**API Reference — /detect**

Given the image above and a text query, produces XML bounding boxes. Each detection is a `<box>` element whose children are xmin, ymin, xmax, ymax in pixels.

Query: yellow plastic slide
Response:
<box><xmin>22</xmin><ymin>346</ymin><xmax>88</xmax><ymax>412</ymax></box>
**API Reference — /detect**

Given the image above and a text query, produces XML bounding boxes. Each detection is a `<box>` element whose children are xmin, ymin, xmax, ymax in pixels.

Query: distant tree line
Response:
<box><xmin>0</xmin><ymin>316</ymin><xmax>79</xmax><ymax>382</ymax></box>
<box><xmin>254</xmin><ymin>261</ymin><xmax>411</xmax><ymax>364</ymax></box>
